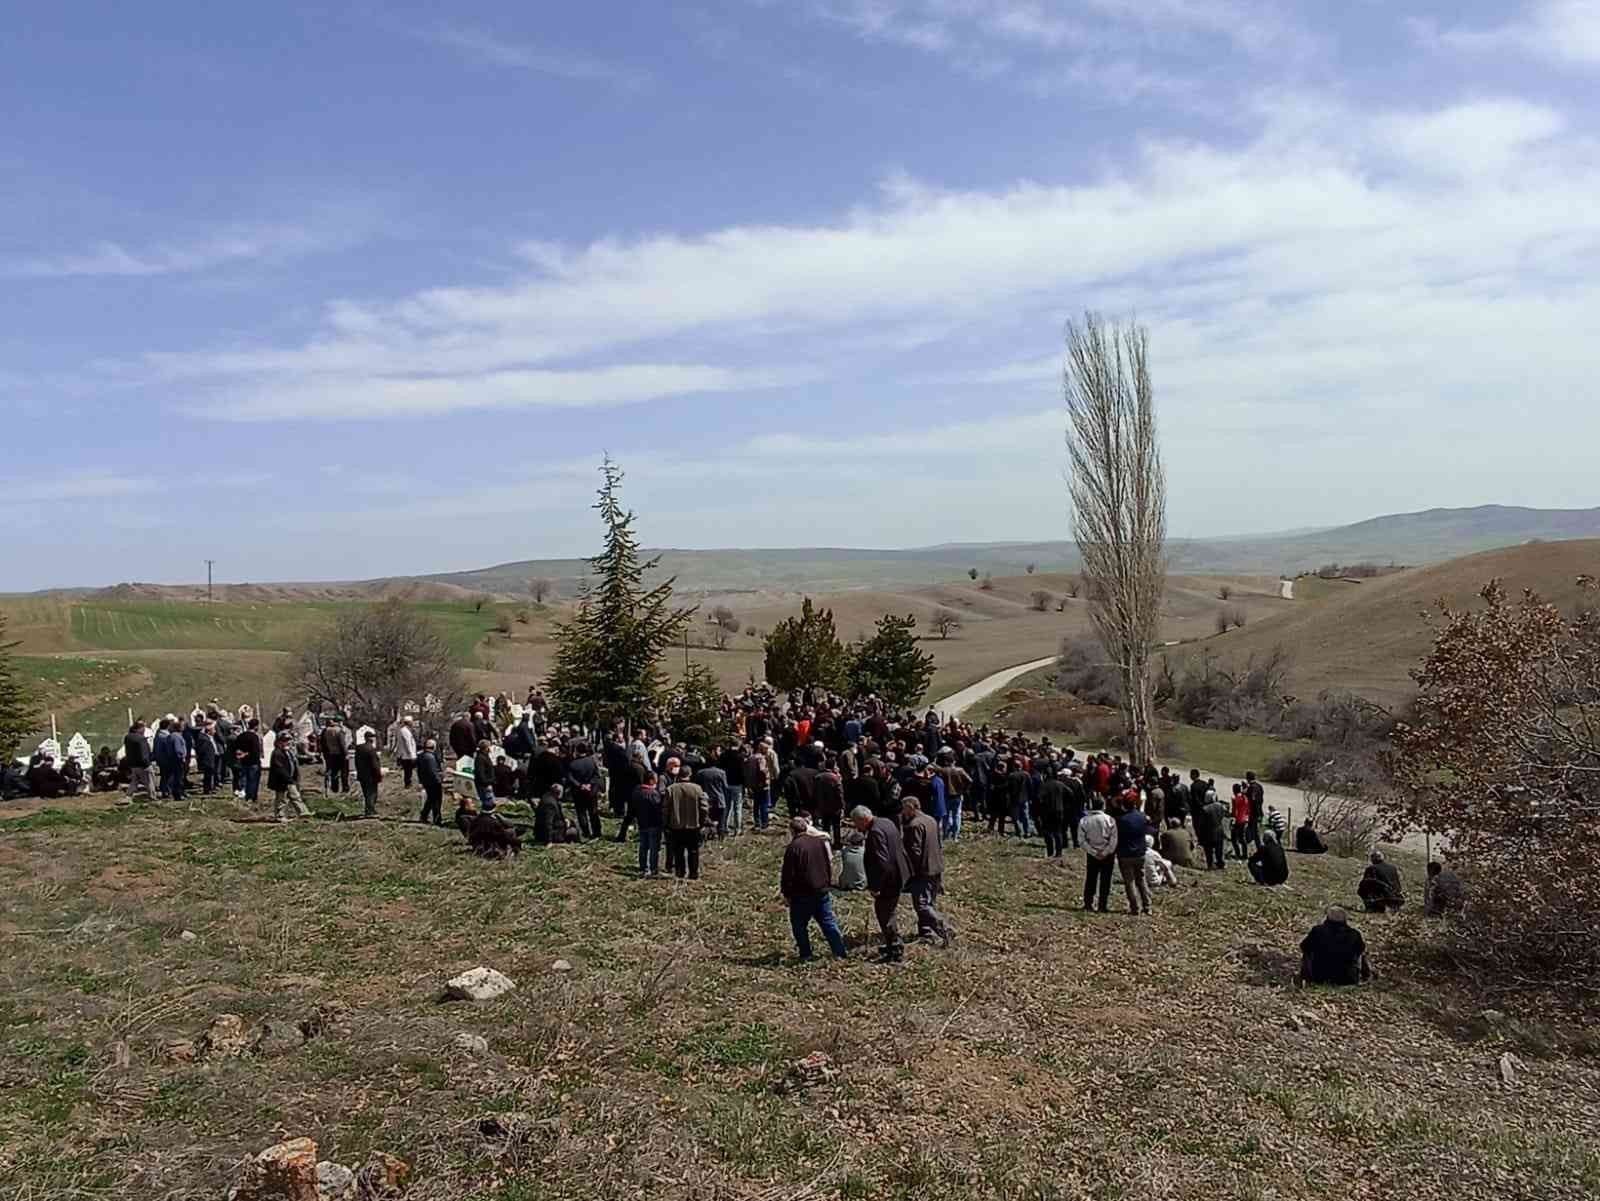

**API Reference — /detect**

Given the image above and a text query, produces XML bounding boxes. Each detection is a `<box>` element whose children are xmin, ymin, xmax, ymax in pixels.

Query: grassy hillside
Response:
<box><xmin>1</xmin><ymin>789</ymin><xmax>1594</xmax><ymax>1200</ymax></box>
<box><xmin>419</xmin><ymin>505</ymin><xmax>1600</xmax><ymax>596</ymax></box>
<box><xmin>1162</xmin><ymin>539</ymin><xmax>1600</xmax><ymax>705</ymax></box>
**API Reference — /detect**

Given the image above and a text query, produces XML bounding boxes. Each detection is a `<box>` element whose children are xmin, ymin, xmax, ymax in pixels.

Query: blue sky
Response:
<box><xmin>4</xmin><ymin>0</ymin><xmax>1598</xmax><ymax>588</ymax></box>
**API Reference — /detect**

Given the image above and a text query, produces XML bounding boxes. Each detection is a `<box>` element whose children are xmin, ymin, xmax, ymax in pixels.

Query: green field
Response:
<box><xmin>3</xmin><ymin>598</ymin><xmax>516</xmax><ymax>752</ymax></box>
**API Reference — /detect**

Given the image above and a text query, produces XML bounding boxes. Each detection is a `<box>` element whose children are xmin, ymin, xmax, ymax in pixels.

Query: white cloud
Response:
<box><xmin>4</xmin><ymin>224</ymin><xmax>330</xmax><ymax>279</ymax></box>
<box><xmin>1</xmin><ymin>473</ymin><xmax>153</xmax><ymax>505</ymax></box>
<box><xmin>1427</xmin><ymin>0</ymin><xmax>1600</xmax><ymax>66</ymax></box>
<box><xmin>195</xmin><ymin>363</ymin><xmax>798</xmax><ymax>422</ymax></box>
<box><xmin>1374</xmin><ymin>99</ymin><xmax>1565</xmax><ymax>178</ymax></box>
<box><xmin>418</xmin><ymin>25</ymin><xmax>651</xmax><ymax>88</ymax></box>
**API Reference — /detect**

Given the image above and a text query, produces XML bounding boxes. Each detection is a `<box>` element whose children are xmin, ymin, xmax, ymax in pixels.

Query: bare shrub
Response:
<box><xmin>967</xmin><ymin>568</ymin><xmax>979</xmax><ymax>581</ymax></box>
<box><xmin>1025</xmin><ymin>563</ymin><xmax>1037</xmax><ymax>575</ymax></box>
<box><xmin>1301</xmin><ymin>757</ymin><xmax>1385</xmax><ymax>858</ymax></box>
<box><xmin>288</xmin><ymin>599</ymin><xmax>466</xmax><ymax>730</ymax></box>
<box><xmin>1215</xmin><ymin>608</ymin><xmax>1231</xmax><ymax>636</ymax></box>
<box><xmin>979</xmin><ymin>573</ymin><xmax>994</xmax><ymax>591</ymax></box>
<box><xmin>1228</xmin><ymin>605</ymin><xmax>1247</xmax><ymax>628</ymax></box>
<box><xmin>495</xmin><ymin>613</ymin><xmax>513</xmax><ymax>636</ymax></box>
<box><xmin>528</xmin><ymin>577</ymin><xmax>554</xmax><ymax>604</ymax></box>
<box><xmin>1065</xmin><ymin>578</ymin><xmax>1081</xmax><ymax>599</ymax></box>
<box><xmin>707</xmin><ymin>604</ymin><xmax>741</xmax><ymax>650</ymax></box>
<box><xmin>1029</xmin><ymin>590</ymin><xmax>1052</xmax><ymax>612</ymax></box>
<box><xmin>931</xmin><ymin>608</ymin><xmax>962</xmax><ymax>639</ymax></box>
<box><xmin>1218</xmin><ymin>584</ymin><xmax>1233</xmax><ymax>601</ymax></box>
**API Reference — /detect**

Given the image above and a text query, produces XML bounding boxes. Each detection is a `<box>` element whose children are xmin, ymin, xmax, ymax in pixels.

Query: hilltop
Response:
<box><xmin>1163</xmin><ymin>538</ymin><xmax>1600</xmax><ymax>706</ymax></box>
<box><xmin>419</xmin><ymin>504</ymin><xmax>1600</xmax><ymax>597</ymax></box>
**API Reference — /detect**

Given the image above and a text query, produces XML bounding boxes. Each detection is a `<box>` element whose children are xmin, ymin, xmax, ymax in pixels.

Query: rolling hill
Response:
<box><xmin>420</xmin><ymin>505</ymin><xmax>1600</xmax><ymax>598</ymax></box>
<box><xmin>1162</xmin><ymin>538</ymin><xmax>1600</xmax><ymax>705</ymax></box>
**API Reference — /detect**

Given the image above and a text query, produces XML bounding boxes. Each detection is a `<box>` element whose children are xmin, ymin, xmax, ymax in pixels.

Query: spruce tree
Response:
<box><xmin>763</xmin><ymin>597</ymin><xmax>848</xmax><ymax>693</ymax></box>
<box><xmin>0</xmin><ymin>617</ymin><xmax>36</xmax><ymax>762</ymax></box>
<box><xmin>847</xmin><ymin>613</ymin><xmax>936</xmax><ymax>709</ymax></box>
<box><xmin>545</xmin><ymin>459</ymin><xmax>696</xmax><ymax>727</ymax></box>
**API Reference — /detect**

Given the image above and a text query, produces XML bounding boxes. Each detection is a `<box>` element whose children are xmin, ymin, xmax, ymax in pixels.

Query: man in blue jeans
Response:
<box><xmin>780</xmin><ymin>817</ymin><xmax>848</xmax><ymax>961</ymax></box>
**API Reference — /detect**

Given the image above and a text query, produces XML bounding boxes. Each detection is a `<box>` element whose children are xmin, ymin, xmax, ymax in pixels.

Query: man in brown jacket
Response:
<box><xmin>900</xmin><ymin>798</ymin><xmax>955</xmax><ymax>947</ymax></box>
<box><xmin>851</xmin><ymin>804</ymin><xmax>911</xmax><ymax>963</ymax></box>
<box><xmin>779</xmin><ymin>817</ymin><xmax>848</xmax><ymax>961</ymax></box>
<box><xmin>663</xmin><ymin>767</ymin><xmax>710</xmax><ymax>880</ymax></box>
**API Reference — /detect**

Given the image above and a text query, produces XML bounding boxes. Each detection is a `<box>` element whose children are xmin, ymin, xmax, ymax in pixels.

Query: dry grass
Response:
<box><xmin>1166</xmin><ymin>540</ymin><xmax>1600</xmax><ymax>705</ymax></box>
<box><xmin>1</xmin><ymin>779</ymin><xmax>1596</xmax><ymax>1200</ymax></box>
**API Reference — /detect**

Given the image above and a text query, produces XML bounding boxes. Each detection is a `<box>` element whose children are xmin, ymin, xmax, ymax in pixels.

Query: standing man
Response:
<box><xmin>633</xmin><ymin>770</ymin><xmax>664</xmax><ymax>877</ymax></box>
<box><xmin>663</xmin><ymin>766</ymin><xmax>709</xmax><ymax>880</ymax></box>
<box><xmin>566</xmin><ymin>741</ymin><xmax>603</xmax><ymax>841</ymax></box>
<box><xmin>1245</xmin><ymin>771</ymin><xmax>1265</xmax><ymax>848</ymax></box>
<box><xmin>900</xmin><ymin>798</ymin><xmax>955</xmax><ymax>947</ymax></box>
<box><xmin>781</xmin><ymin>816</ymin><xmax>849</xmax><ymax>961</ymax></box>
<box><xmin>1037</xmin><ymin>769</ymin><xmax>1067</xmax><ymax>858</ymax></box>
<box><xmin>416</xmin><ymin>738</ymin><xmax>444</xmax><ymax>826</ymax></box>
<box><xmin>268</xmin><ymin>731</ymin><xmax>310</xmax><ymax>822</ymax></box>
<box><xmin>157</xmin><ymin>717</ymin><xmax>189</xmax><ymax>805</ymax></box>
<box><xmin>234</xmin><ymin>718</ymin><xmax>263</xmax><ymax>806</ymax></box>
<box><xmin>852</xmin><ymin>804</ymin><xmax>911</xmax><ymax>963</ymax></box>
<box><xmin>123</xmin><ymin>719</ymin><xmax>153</xmax><ymax>804</ymax></box>
<box><xmin>1116</xmin><ymin>796</ymin><xmax>1154</xmax><ymax>915</ymax></box>
<box><xmin>355</xmin><ymin>730</ymin><xmax>383</xmax><ymax>818</ymax></box>
<box><xmin>1080</xmin><ymin>797</ymin><xmax>1118</xmax><ymax>913</ymax></box>
<box><xmin>394</xmin><ymin>716</ymin><xmax>419</xmax><ymax>789</ymax></box>
<box><xmin>719</xmin><ymin>741</ymin><xmax>747</xmax><ymax>836</ymax></box>
<box><xmin>320</xmin><ymin>718</ymin><xmax>350</xmax><ymax>795</ymax></box>
<box><xmin>744</xmin><ymin>742</ymin><xmax>773</xmax><ymax>831</ymax></box>
<box><xmin>195</xmin><ymin>721</ymin><xmax>220</xmax><ymax>795</ymax></box>
<box><xmin>693</xmin><ymin>751</ymin><xmax>729</xmax><ymax>841</ymax></box>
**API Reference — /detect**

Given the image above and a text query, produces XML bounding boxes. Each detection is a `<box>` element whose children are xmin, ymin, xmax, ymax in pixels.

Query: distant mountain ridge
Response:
<box><xmin>422</xmin><ymin>504</ymin><xmax>1600</xmax><ymax>597</ymax></box>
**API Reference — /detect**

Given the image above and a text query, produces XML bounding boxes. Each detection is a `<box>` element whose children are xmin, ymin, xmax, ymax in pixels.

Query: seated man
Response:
<box><xmin>60</xmin><ymin>756</ymin><xmax>86</xmax><ymax>794</ymax></box>
<box><xmin>1294</xmin><ymin>817</ymin><xmax>1327</xmax><ymax>855</ymax></box>
<box><xmin>1248</xmin><ymin>830</ymin><xmax>1290</xmax><ymax>885</ymax></box>
<box><xmin>1158</xmin><ymin>825</ymin><xmax>1193</xmax><ymax>869</ymax></box>
<box><xmin>92</xmin><ymin>746</ymin><xmax>121</xmax><ymax>792</ymax></box>
<box><xmin>25</xmin><ymin>755</ymin><xmax>68</xmax><ymax>799</ymax></box>
<box><xmin>1423</xmin><ymin>860</ymin><xmax>1466</xmax><ymax>916</ymax></box>
<box><xmin>1143</xmin><ymin>834</ymin><xmax>1179</xmax><ymax>889</ymax></box>
<box><xmin>534</xmin><ymin>784</ymin><xmax>576</xmax><ymax>846</ymax></box>
<box><xmin>1300</xmin><ymin>906</ymin><xmax>1371</xmax><ymax>986</ymax></box>
<box><xmin>1358</xmin><ymin>850</ymin><xmax>1405</xmax><ymax>912</ymax></box>
<box><xmin>836</xmin><ymin>830</ymin><xmax>868</xmax><ymax>891</ymax></box>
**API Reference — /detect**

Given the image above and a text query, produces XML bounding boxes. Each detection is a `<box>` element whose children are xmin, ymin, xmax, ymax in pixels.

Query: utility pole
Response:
<box><xmin>205</xmin><ymin>559</ymin><xmax>215</xmax><ymax>603</ymax></box>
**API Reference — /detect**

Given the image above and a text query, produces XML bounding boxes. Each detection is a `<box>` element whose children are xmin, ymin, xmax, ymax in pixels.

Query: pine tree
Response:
<box><xmin>0</xmin><ymin>616</ymin><xmax>36</xmax><ymax>762</ymax></box>
<box><xmin>545</xmin><ymin>459</ymin><xmax>696</xmax><ymax>727</ymax></box>
<box><xmin>763</xmin><ymin>597</ymin><xmax>848</xmax><ymax>692</ymax></box>
<box><xmin>847</xmin><ymin>613</ymin><xmax>936</xmax><ymax>709</ymax></box>
<box><xmin>666</xmin><ymin>662</ymin><xmax>734</xmax><ymax>746</ymax></box>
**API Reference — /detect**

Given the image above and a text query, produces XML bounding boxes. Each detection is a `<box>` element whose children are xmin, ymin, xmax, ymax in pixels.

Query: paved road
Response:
<box><xmin>933</xmin><ymin>656</ymin><xmax>1057</xmax><ymax>717</ymax></box>
<box><xmin>934</xmin><ymin>655</ymin><xmax>1432</xmax><ymax>855</ymax></box>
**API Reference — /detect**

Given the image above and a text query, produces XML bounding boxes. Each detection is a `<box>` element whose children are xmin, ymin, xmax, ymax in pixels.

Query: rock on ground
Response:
<box><xmin>314</xmin><ymin>1161</ymin><xmax>355</xmax><ymax>1200</ymax></box>
<box><xmin>453</xmin><ymin>1032</ymin><xmax>489</xmax><ymax>1055</ymax></box>
<box><xmin>356</xmin><ymin>1151</ymin><xmax>411</xmax><ymax>1196</ymax></box>
<box><xmin>774</xmin><ymin>1051</ymin><xmax>838</xmax><ymax>1095</ymax></box>
<box><xmin>227</xmin><ymin>1137</ymin><xmax>319</xmax><ymax>1201</ymax></box>
<box><xmin>252</xmin><ymin>1018</ymin><xmax>309</xmax><ymax>1058</ymax></box>
<box><xmin>443</xmin><ymin>966</ymin><xmax>516</xmax><ymax>1002</ymax></box>
<box><xmin>200</xmin><ymin>1014</ymin><xmax>251</xmax><ymax>1059</ymax></box>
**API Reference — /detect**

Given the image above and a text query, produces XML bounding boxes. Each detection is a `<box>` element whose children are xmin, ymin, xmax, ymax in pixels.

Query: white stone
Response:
<box><xmin>551</xmin><ymin>959</ymin><xmax>573</xmax><ymax>973</ymax></box>
<box><xmin>179</xmin><ymin>929</ymin><xmax>197</xmax><ymax>942</ymax></box>
<box><xmin>315</xmin><ymin>1161</ymin><xmax>355</xmax><ymax>1201</ymax></box>
<box><xmin>453</xmin><ymin>1032</ymin><xmax>490</xmax><ymax>1055</ymax></box>
<box><xmin>444</xmin><ymin>966</ymin><xmax>516</xmax><ymax>1002</ymax></box>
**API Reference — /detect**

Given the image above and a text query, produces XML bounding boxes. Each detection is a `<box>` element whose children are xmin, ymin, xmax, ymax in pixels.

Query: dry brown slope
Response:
<box><xmin>1165</xmin><ymin>539</ymin><xmax>1600</xmax><ymax>705</ymax></box>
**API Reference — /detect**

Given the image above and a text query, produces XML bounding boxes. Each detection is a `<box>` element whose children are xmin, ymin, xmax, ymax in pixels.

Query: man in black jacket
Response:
<box><xmin>565</xmin><ymin>743</ymin><xmax>603</xmax><ymax>841</ymax></box>
<box><xmin>416</xmin><ymin>739</ymin><xmax>445</xmax><ymax>826</ymax></box>
<box><xmin>234</xmin><ymin>719</ymin><xmax>264</xmax><ymax>803</ymax></box>
<box><xmin>1037</xmin><ymin>770</ymin><xmax>1068</xmax><ymax>857</ymax></box>
<box><xmin>123</xmin><ymin>720</ymin><xmax>154</xmax><ymax>803</ymax></box>
<box><xmin>320</xmin><ymin>719</ymin><xmax>350</xmax><ymax>794</ymax></box>
<box><xmin>1248</xmin><ymin>831</ymin><xmax>1289</xmax><ymax>885</ymax></box>
<box><xmin>354</xmin><ymin>731</ymin><xmax>383</xmax><ymax>817</ymax></box>
<box><xmin>268</xmin><ymin>737</ymin><xmax>310</xmax><ymax>821</ymax></box>
<box><xmin>780</xmin><ymin>818</ymin><xmax>848</xmax><ymax>961</ymax></box>
<box><xmin>852</xmin><ymin>804</ymin><xmax>910</xmax><ymax>963</ymax></box>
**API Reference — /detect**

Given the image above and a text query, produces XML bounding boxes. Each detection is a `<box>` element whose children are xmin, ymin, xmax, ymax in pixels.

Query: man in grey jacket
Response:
<box><xmin>901</xmin><ymin>798</ymin><xmax>955</xmax><ymax>947</ymax></box>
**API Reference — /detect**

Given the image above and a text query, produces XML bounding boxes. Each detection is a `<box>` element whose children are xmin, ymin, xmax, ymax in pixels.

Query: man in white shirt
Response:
<box><xmin>394</xmin><ymin>716</ymin><xmax>419</xmax><ymax>789</ymax></box>
<box><xmin>1079</xmin><ymin>797</ymin><xmax>1118</xmax><ymax>913</ymax></box>
<box><xmin>1143</xmin><ymin>834</ymin><xmax>1179</xmax><ymax>890</ymax></box>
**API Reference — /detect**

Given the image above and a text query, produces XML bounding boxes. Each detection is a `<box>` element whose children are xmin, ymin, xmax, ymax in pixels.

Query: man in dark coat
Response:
<box><xmin>1037</xmin><ymin>770</ymin><xmax>1068</xmax><ymax>857</ymax></box>
<box><xmin>1300</xmin><ymin>907</ymin><xmax>1371</xmax><ymax>986</ymax></box>
<box><xmin>900</xmin><ymin>798</ymin><xmax>954</xmax><ymax>946</ymax></box>
<box><xmin>268</xmin><ymin>736</ymin><xmax>310</xmax><ymax>821</ymax></box>
<box><xmin>534</xmin><ymin>783</ymin><xmax>572</xmax><ymax>846</ymax></box>
<box><xmin>780</xmin><ymin>817</ymin><xmax>848</xmax><ymax>961</ymax></box>
<box><xmin>1359</xmin><ymin>851</ymin><xmax>1405</xmax><ymax>911</ymax></box>
<box><xmin>354</xmin><ymin>731</ymin><xmax>383</xmax><ymax>817</ymax></box>
<box><xmin>320</xmin><ymin>718</ymin><xmax>350</xmax><ymax>794</ymax></box>
<box><xmin>448</xmin><ymin>715</ymin><xmax>477</xmax><ymax>761</ymax></box>
<box><xmin>782</xmin><ymin>752</ymin><xmax>820</xmax><ymax>819</ymax></box>
<box><xmin>565</xmin><ymin>743</ymin><xmax>603</xmax><ymax>841</ymax></box>
<box><xmin>852</xmin><ymin>804</ymin><xmax>911</xmax><ymax>963</ymax></box>
<box><xmin>123</xmin><ymin>720</ymin><xmax>154</xmax><ymax>803</ymax></box>
<box><xmin>416</xmin><ymin>739</ymin><xmax>445</xmax><ymax>826</ymax></box>
<box><xmin>1248</xmin><ymin>831</ymin><xmax>1289</xmax><ymax>885</ymax></box>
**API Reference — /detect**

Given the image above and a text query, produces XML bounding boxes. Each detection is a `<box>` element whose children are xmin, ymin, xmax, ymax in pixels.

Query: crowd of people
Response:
<box><xmin>25</xmin><ymin>680</ymin><xmax>1460</xmax><ymax>980</ymax></box>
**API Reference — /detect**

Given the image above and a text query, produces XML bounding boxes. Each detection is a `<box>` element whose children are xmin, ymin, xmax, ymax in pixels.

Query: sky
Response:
<box><xmin>3</xmin><ymin>0</ymin><xmax>1598</xmax><ymax>589</ymax></box>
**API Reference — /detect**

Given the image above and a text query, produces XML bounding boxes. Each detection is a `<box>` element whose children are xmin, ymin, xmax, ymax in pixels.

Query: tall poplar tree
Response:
<box><xmin>0</xmin><ymin>617</ymin><xmax>36</xmax><ymax>762</ymax></box>
<box><xmin>545</xmin><ymin>459</ymin><xmax>696</xmax><ymax>727</ymax></box>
